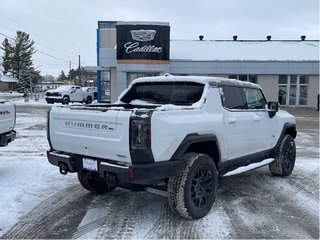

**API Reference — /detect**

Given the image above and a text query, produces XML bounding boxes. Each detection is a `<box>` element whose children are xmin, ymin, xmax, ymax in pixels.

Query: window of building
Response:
<box><xmin>127</xmin><ymin>72</ymin><xmax>160</xmax><ymax>86</ymax></box>
<box><xmin>100</xmin><ymin>69</ymin><xmax>111</xmax><ymax>102</ymax></box>
<box><xmin>239</xmin><ymin>75</ymin><xmax>247</xmax><ymax>81</ymax></box>
<box><xmin>278</xmin><ymin>75</ymin><xmax>308</xmax><ymax>106</ymax></box>
<box><xmin>228</xmin><ymin>75</ymin><xmax>257</xmax><ymax>83</ymax></box>
<box><xmin>299</xmin><ymin>76</ymin><xmax>309</xmax><ymax>105</ymax></box>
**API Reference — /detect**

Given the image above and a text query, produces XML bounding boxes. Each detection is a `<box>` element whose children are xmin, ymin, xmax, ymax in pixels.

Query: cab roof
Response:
<box><xmin>131</xmin><ymin>74</ymin><xmax>261</xmax><ymax>89</ymax></box>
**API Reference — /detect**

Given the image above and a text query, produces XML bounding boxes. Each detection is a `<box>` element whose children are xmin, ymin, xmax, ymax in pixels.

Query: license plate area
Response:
<box><xmin>83</xmin><ymin>158</ymin><xmax>98</xmax><ymax>171</ymax></box>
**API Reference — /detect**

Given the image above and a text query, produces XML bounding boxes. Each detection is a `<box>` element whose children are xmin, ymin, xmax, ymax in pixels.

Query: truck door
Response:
<box><xmin>70</xmin><ymin>86</ymin><xmax>83</xmax><ymax>102</ymax></box>
<box><xmin>222</xmin><ymin>86</ymin><xmax>254</xmax><ymax>160</ymax></box>
<box><xmin>243</xmin><ymin>88</ymin><xmax>277</xmax><ymax>152</ymax></box>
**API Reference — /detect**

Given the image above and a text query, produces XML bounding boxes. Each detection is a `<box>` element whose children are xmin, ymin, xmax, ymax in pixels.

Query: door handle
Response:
<box><xmin>254</xmin><ymin>116</ymin><xmax>261</xmax><ymax>122</ymax></box>
<box><xmin>228</xmin><ymin>117</ymin><xmax>237</xmax><ymax>124</ymax></box>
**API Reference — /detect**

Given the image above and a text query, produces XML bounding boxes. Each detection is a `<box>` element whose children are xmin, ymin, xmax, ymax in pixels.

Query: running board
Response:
<box><xmin>222</xmin><ymin>158</ymin><xmax>274</xmax><ymax>177</ymax></box>
<box><xmin>144</xmin><ymin>187</ymin><xmax>168</xmax><ymax>197</ymax></box>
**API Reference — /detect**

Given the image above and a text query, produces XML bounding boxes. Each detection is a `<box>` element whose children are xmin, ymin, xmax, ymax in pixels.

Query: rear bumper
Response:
<box><xmin>0</xmin><ymin>130</ymin><xmax>16</xmax><ymax>147</ymax></box>
<box><xmin>47</xmin><ymin>150</ymin><xmax>182</xmax><ymax>185</ymax></box>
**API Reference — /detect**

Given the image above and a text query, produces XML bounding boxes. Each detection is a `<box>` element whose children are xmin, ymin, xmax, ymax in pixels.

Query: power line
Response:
<box><xmin>35</xmin><ymin>50</ymin><xmax>69</xmax><ymax>63</ymax></box>
<box><xmin>0</xmin><ymin>23</ymin><xmax>77</xmax><ymax>62</ymax></box>
<box><xmin>0</xmin><ymin>31</ymin><xmax>78</xmax><ymax>66</ymax></box>
<box><xmin>0</xmin><ymin>11</ymin><xmax>79</xmax><ymax>60</ymax></box>
<box><xmin>0</xmin><ymin>32</ymin><xmax>14</xmax><ymax>40</ymax></box>
<box><xmin>0</xmin><ymin>11</ymin><xmax>95</xmax><ymax>74</ymax></box>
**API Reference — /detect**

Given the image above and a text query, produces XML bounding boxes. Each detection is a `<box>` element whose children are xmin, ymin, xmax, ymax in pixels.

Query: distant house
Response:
<box><xmin>36</xmin><ymin>82</ymin><xmax>64</xmax><ymax>92</ymax></box>
<box><xmin>0</xmin><ymin>75</ymin><xmax>18</xmax><ymax>91</ymax></box>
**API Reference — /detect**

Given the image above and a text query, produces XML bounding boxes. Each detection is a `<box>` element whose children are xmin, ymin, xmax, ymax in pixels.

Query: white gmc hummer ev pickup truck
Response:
<box><xmin>45</xmin><ymin>85</ymin><xmax>97</xmax><ymax>104</ymax></box>
<box><xmin>0</xmin><ymin>101</ymin><xmax>16</xmax><ymax>147</ymax></box>
<box><xmin>47</xmin><ymin>74</ymin><xmax>297</xmax><ymax>219</ymax></box>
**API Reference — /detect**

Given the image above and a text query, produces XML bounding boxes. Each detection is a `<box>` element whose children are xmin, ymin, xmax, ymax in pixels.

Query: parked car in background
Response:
<box><xmin>45</xmin><ymin>85</ymin><xmax>97</xmax><ymax>104</ymax></box>
<box><xmin>82</xmin><ymin>87</ymin><xmax>97</xmax><ymax>103</ymax></box>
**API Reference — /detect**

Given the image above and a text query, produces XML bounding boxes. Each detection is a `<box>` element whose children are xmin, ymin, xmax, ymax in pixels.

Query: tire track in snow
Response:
<box><xmin>72</xmin><ymin>189</ymin><xmax>158</xmax><ymax>239</ymax></box>
<box><xmin>220</xmin><ymin>168</ymin><xmax>319</xmax><ymax>239</ymax></box>
<box><xmin>2</xmin><ymin>184</ymin><xmax>94</xmax><ymax>239</ymax></box>
<box><xmin>145</xmin><ymin>199</ymin><xmax>232</xmax><ymax>239</ymax></box>
<box><xmin>94</xmin><ymin>190</ymin><xmax>140</xmax><ymax>240</ymax></box>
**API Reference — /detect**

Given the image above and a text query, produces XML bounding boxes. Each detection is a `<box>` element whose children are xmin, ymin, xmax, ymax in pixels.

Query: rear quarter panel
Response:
<box><xmin>151</xmin><ymin>88</ymin><xmax>227</xmax><ymax>162</ymax></box>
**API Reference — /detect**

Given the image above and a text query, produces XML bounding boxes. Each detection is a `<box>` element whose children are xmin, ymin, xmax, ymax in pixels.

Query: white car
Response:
<box><xmin>47</xmin><ymin>74</ymin><xmax>296</xmax><ymax>219</ymax></box>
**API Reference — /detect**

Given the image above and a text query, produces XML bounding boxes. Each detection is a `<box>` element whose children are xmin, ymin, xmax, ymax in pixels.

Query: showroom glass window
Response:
<box><xmin>278</xmin><ymin>75</ymin><xmax>308</xmax><ymax>106</ymax></box>
<box><xmin>228</xmin><ymin>75</ymin><xmax>257</xmax><ymax>83</ymax></box>
<box><xmin>127</xmin><ymin>72</ymin><xmax>160</xmax><ymax>86</ymax></box>
<box><xmin>100</xmin><ymin>69</ymin><xmax>111</xmax><ymax>102</ymax></box>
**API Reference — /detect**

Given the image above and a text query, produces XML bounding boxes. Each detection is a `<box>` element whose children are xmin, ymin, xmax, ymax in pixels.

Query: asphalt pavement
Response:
<box><xmin>1</xmin><ymin>104</ymin><xmax>319</xmax><ymax>239</ymax></box>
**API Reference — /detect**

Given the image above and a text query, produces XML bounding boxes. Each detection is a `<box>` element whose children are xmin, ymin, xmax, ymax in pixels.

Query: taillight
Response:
<box><xmin>131</xmin><ymin>118</ymin><xmax>150</xmax><ymax>149</ymax></box>
<box><xmin>47</xmin><ymin>110</ymin><xmax>53</xmax><ymax>150</ymax></box>
<box><xmin>14</xmin><ymin>104</ymin><xmax>16</xmax><ymax>127</ymax></box>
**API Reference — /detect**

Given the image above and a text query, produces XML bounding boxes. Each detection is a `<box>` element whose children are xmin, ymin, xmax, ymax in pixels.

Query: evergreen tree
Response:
<box><xmin>17</xmin><ymin>66</ymin><xmax>31</xmax><ymax>92</ymax></box>
<box><xmin>68</xmin><ymin>67</ymin><xmax>84</xmax><ymax>81</ymax></box>
<box><xmin>57</xmin><ymin>70</ymin><xmax>67</xmax><ymax>81</ymax></box>
<box><xmin>12</xmin><ymin>31</ymin><xmax>35</xmax><ymax>80</ymax></box>
<box><xmin>1</xmin><ymin>31</ymin><xmax>38</xmax><ymax>92</ymax></box>
<box><xmin>1</xmin><ymin>38</ymin><xmax>14</xmax><ymax>75</ymax></box>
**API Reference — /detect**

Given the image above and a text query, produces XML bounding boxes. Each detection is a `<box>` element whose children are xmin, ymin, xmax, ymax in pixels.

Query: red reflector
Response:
<box><xmin>148</xmin><ymin>127</ymin><xmax>151</xmax><ymax>141</ymax></box>
<box><xmin>129</xmin><ymin>167</ymin><xmax>134</xmax><ymax>179</ymax></box>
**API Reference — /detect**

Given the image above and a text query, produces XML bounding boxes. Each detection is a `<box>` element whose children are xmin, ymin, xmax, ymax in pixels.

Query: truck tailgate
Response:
<box><xmin>49</xmin><ymin>106</ymin><xmax>132</xmax><ymax>163</ymax></box>
<box><xmin>0</xmin><ymin>101</ymin><xmax>15</xmax><ymax>134</ymax></box>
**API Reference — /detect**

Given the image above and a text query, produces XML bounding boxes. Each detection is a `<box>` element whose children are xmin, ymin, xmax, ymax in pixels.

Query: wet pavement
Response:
<box><xmin>1</xmin><ymin>104</ymin><xmax>319</xmax><ymax>239</ymax></box>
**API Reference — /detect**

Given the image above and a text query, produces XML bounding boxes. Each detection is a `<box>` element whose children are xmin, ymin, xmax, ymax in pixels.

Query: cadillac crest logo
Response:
<box><xmin>130</xmin><ymin>30</ymin><xmax>156</xmax><ymax>42</ymax></box>
<box><xmin>116</xmin><ymin>23</ymin><xmax>169</xmax><ymax>60</ymax></box>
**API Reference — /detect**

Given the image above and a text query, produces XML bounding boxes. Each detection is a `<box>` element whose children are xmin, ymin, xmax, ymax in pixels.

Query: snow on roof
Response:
<box><xmin>170</xmin><ymin>40</ymin><xmax>319</xmax><ymax>61</ymax></box>
<box><xmin>0</xmin><ymin>75</ymin><xmax>18</xmax><ymax>83</ymax></box>
<box><xmin>131</xmin><ymin>74</ymin><xmax>260</xmax><ymax>89</ymax></box>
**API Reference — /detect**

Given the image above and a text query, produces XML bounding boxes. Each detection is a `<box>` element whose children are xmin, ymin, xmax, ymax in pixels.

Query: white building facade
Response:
<box><xmin>96</xmin><ymin>21</ymin><xmax>319</xmax><ymax>108</ymax></box>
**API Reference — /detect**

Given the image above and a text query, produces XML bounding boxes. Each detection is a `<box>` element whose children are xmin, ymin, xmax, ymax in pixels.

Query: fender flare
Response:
<box><xmin>272</xmin><ymin>123</ymin><xmax>297</xmax><ymax>157</ymax></box>
<box><xmin>170</xmin><ymin>133</ymin><xmax>221</xmax><ymax>166</ymax></box>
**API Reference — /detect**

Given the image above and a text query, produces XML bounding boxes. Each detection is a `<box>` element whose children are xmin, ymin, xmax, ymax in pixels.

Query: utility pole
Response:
<box><xmin>29</xmin><ymin>70</ymin><xmax>32</xmax><ymax>99</ymax></box>
<box><xmin>69</xmin><ymin>61</ymin><xmax>71</xmax><ymax>83</ymax></box>
<box><xmin>78</xmin><ymin>55</ymin><xmax>81</xmax><ymax>86</ymax></box>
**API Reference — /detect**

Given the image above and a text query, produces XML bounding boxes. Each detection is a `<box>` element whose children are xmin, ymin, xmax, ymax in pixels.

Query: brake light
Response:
<box><xmin>131</xmin><ymin>118</ymin><xmax>150</xmax><ymax>149</ymax></box>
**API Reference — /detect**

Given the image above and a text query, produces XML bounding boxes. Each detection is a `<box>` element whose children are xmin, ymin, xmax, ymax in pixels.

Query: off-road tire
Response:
<box><xmin>168</xmin><ymin>152</ymin><xmax>218</xmax><ymax>219</ymax></box>
<box><xmin>78</xmin><ymin>171</ymin><xmax>116</xmax><ymax>194</ymax></box>
<box><xmin>269</xmin><ymin>135</ymin><xmax>296</xmax><ymax>176</ymax></box>
<box><xmin>62</xmin><ymin>96</ymin><xmax>70</xmax><ymax>105</ymax></box>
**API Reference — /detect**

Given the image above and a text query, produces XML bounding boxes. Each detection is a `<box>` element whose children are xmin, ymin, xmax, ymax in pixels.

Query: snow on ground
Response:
<box><xmin>0</xmin><ymin>99</ymin><xmax>319</xmax><ymax>238</ymax></box>
<box><xmin>0</xmin><ymin>101</ymin><xmax>78</xmax><ymax>233</ymax></box>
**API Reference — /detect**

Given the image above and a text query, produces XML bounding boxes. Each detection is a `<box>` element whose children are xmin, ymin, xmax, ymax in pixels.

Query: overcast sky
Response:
<box><xmin>0</xmin><ymin>0</ymin><xmax>319</xmax><ymax>77</ymax></box>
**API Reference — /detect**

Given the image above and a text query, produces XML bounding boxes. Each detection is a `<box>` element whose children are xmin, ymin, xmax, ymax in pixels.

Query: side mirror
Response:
<box><xmin>267</xmin><ymin>101</ymin><xmax>279</xmax><ymax>118</ymax></box>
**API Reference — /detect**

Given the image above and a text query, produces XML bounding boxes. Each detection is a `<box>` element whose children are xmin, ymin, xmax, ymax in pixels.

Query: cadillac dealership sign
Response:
<box><xmin>116</xmin><ymin>23</ymin><xmax>170</xmax><ymax>61</ymax></box>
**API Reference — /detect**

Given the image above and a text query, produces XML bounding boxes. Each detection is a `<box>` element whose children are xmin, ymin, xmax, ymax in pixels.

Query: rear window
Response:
<box><xmin>121</xmin><ymin>82</ymin><xmax>204</xmax><ymax>105</ymax></box>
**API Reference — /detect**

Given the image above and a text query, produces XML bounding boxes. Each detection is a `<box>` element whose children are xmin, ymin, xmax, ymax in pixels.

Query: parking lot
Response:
<box><xmin>0</xmin><ymin>103</ymin><xmax>319</xmax><ymax>239</ymax></box>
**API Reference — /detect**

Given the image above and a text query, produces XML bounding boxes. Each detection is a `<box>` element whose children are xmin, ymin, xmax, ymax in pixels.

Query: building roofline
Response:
<box><xmin>170</xmin><ymin>39</ymin><xmax>319</xmax><ymax>42</ymax></box>
<box><xmin>116</xmin><ymin>21</ymin><xmax>169</xmax><ymax>26</ymax></box>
